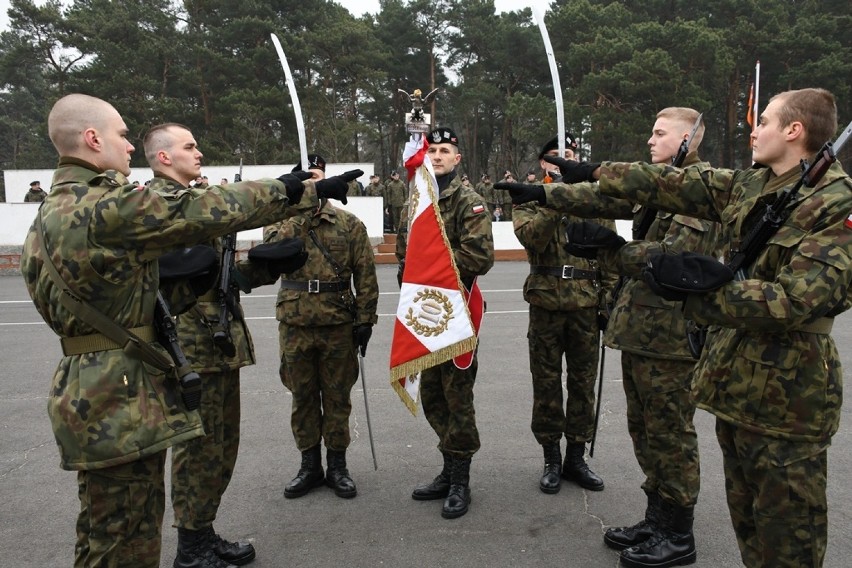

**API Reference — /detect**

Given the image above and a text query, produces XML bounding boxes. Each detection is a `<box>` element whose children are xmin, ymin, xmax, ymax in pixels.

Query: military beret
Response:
<box><xmin>538</xmin><ymin>132</ymin><xmax>579</xmax><ymax>159</ymax></box>
<box><xmin>292</xmin><ymin>153</ymin><xmax>326</xmax><ymax>173</ymax></box>
<box><xmin>427</xmin><ymin>127</ymin><xmax>459</xmax><ymax>147</ymax></box>
<box><xmin>30</xmin><ymin>180</ymin><xmax>40</xmax><ymax>186</ymax></box>
<box><xmin>645</xmin><ymin>252</ymin><xmax>734</xmax><ymax>294</ymax></box>
<box><xmin>158</xmin><ymin>245</ymin><xmax>218</xmax><ymax>283</ymax></box>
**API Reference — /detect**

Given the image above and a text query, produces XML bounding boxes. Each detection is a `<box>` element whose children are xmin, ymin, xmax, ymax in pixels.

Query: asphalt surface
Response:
<box><xmin>1</xmin><ymin>263</ymin><xmax>851</xmax><ymax>567</ymax></box>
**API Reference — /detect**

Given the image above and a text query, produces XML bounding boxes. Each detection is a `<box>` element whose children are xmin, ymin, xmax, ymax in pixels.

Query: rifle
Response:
<box><xmin>686</xmin><ymin>119</ymin><xmax>851</xmax><ymax>358</ymax></box>
<box><xmin>633</xmin><ymin>113</ymin><xmax>703</xmax><ymax>240</ymax></box>
<box><xmin>729</xmin><ymin>120</ymin><xmax>852</xmax><ymax>280</ymax></box>
<box><xmin>153</xmin><ymin>291</ymin><xmax>202</xmax><ymax>410</ymax></box>
<box><xmin>212</xmin><ymin>233</ymin><xmax>239</xmax><ymax>357</ymax></box>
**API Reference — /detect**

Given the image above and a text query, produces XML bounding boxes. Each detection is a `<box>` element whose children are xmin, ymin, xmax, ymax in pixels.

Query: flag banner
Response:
<box><xmin>746</xmin><ymin>82</ymin><xmax>755</xmax><ymax>148</ymax></box>
<box><xmin>453</xmin><ymin>278</ymin><xmax>484</xmax><ymax>370</ymax></box>
<box><xmin>390</xmin><ymin>134</ymin><xmax>478</xmax><ymax>414</ymax></box>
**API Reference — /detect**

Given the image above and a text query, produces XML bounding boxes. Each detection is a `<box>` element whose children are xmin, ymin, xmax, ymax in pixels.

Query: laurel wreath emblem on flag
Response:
<box><xmin>404</xmin><ymin>289</ymin><xmax>454</xmax><ymax>336</ymax></box>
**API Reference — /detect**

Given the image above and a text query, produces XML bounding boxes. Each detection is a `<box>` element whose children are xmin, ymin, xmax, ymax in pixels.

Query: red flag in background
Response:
<box><xmin>389</xmin><ymin>134</ymin><xmax>479</xmax><ymax>415</ymax></box>
<box><xmin>746</xmin><ymin>82</ymin><xmax>755</xmax><ymax>148</ymax></box>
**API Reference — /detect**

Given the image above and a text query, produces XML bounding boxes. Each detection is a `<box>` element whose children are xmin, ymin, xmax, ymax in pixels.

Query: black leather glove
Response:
<box><xmin>248</xmin><ymin>238</ymin><xmax>308</xmax><ymax>275</ymax></box>
<box><xmin>564</xmin><ymin>220</ymin><xmax>626</xmax><ymax>259</ymax></box>
<box><xmin>316</xmin><ymin>169</ymin><xmax>364</xmax><ymax>205</ymax></box>
<box><xmin>643</xmin><ymin>252</ymin><xmax>734</xmax><ymax>302</ymax></box>
<box><xmin>397</xmin><ymin>260</ymin><xmax>405</xmax><ymax>288</ymax></box>
<box><xmin>542</xmin><ymin>155</ymin><xmax>600</xmax><ymax>184</ymax></box>
<box><xmin>493</xmin><ymin>182</ymin><xmax>546</xmax><ymax>206</ymax></box>
<box><xmin>278</xmin><ymin>171</ymin><xmax>312</xmax><ymax>204</ymax></box>
<box><xmin>158</xmin><ymin>245</ymin><xmax>219</xmax><ymax>297</ymax></box>
<box><xmin>353</xmin><ymin>323</ymin><xmax>373</xmax><ymax>356</ymax></box>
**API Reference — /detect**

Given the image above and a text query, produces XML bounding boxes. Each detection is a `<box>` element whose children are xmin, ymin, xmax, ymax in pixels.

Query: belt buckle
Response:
<box><xmin>561</xmin><ymin>265</ymin><xmax>575</xmax><ymax>279</ymax></box>
<box><xmin>308</xmin><ymin>280</ymin><xmax>320</xmax><ymax>293</ymax></box>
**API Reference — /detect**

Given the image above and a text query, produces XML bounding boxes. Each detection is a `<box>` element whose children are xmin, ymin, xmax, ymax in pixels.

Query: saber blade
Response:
<box><xmin>532</xmin><ymin>6</ymin><xmax>565</xmax><ymax>157</ymax></box>
<box><xmin>270</xmin><ymin>33</ymin><xmax>309</xmax><ymax>171</ymax></box>
<box><xmin>359</xmin><ymin>354</ymin><xmax>378</xmax><ymax>470</ymax></box>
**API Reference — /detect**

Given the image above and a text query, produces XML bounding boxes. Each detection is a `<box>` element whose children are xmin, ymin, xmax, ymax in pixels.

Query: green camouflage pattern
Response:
<box><xmin>366</xmin><ymin>179</ymin><xmax>385</xmax><ymax>199</ymax></box>
<box><xmin>513</xmin><ymin>203</ymin><xmax>616</xmax><ymax>445</ymax></box>
<box><xmin>264</xmin><ymin>201</ymin><xmax>379</xmax><ymax>327</ymax></box>
<box><xmin>474</xmin><ymin>180</ymin><xmax>498</xmax><ymax>212</ymax></box>
<box><xmin>716</xmin><ymin>419</ymin><xmax>827</xmax><ymax>567</ymax></box>
<box><xmin>171</xmin><ymin>367</ymin><xmax>241</xmax><ymax>528</ymax></box>
<box><xmin>75</xmin><ymin>450</ymin><xmax>166</xmax><ymax>568</ymax></box>
<box><xmin>597</xmin><ymin>160</ymin><xmax>851</xmax><ymax>442</ymax></box>
<box><xmin>279</xmin><ymin>323</ymin><xmax>359</xmax><ymax>451</ymax></box>
<box><xmin>527</xmin><ymin>305</ymin><xmax>599</xmax><ymax>444</ymax></box>
<box><xmin>397</xmin><ymin>175</ymin><xmax>494</xmax><ymax>459</ymax></box>
<box><xmin>385</xmin><ymin>178</ymin><xmax>407</xmax><ymax>206</ymax></box>
<box><xmin>24</xmin><ymin>188</ymin><xmax>48</xmax><ymax>202</ymax></box>
<box><xmin>265</xmin><ymin>201</ymin><xmax>378</xmax><ymax>451</ymax></box>
<box><xmin>20</xmin><ymin>161</ymin><xmax>309</xmax><ymax>471</ymax></box>
<box><xmin>396</xmin><ymin>176</ymin><xmax>494</xmax><ymax>282</ymax></box>
<box><xmin>147</xmin><ymin>176</ymin><xmax>274</xmax><ymax>530</ymax></box>
<box><xmin>621</xmin><ymin>351</ymin><xmax>700</xmax><ymax>506</ymax></box>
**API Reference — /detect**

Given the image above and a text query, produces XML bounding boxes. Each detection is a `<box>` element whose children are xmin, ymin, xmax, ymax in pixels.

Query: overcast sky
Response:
<box><xmin>0</xmin><ymin>0</ymin><xmax>551</xmax><ymax>31</ymax></box>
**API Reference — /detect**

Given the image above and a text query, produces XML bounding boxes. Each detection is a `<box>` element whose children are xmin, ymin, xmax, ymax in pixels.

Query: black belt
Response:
<box><xmin>280</xmin><ymin>279</ymin><xmax>350</xmax><ymax>293</ymax></box>
<box><xmin>530</xmin><ymin>265</ymin><xmax>597</xmax><ymax>280</ymax></box>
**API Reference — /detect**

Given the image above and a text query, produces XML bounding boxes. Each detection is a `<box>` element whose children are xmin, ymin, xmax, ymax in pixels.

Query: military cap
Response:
<box><xmin>30</xmin><ymin>180</ymin><xmax>40</xmax><ymax>187</ymax></box>
<box><xmin>428</xmin><ymin>127</ymin><xmax>459</xmax><ymax>147</ymax></box>
<box><xmin>538</xmin><ymin>132</ymin><xmax>579</xmax><ymax>159</ymax></box>
<box><xmin>526</xmin><ymin>169</ymin><xmax>536</xmax><ymax>176</ymax></box>
<box><xmin>292</xmin><ymin>153</ymin><xmax>326</xmax><ymax>173</ymax></box>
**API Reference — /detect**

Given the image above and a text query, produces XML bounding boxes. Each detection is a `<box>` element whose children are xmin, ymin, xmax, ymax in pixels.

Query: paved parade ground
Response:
<box><xmin>2</xmin><ymin>263</ymin><xmax>851</xmax><ymax>567</ymax></box>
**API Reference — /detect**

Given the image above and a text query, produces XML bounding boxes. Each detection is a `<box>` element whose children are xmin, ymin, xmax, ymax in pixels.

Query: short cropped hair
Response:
<box><xmin>770</xmin><ymin>88</ymin><xmax>837</xmax><ymax>154</ymax></box>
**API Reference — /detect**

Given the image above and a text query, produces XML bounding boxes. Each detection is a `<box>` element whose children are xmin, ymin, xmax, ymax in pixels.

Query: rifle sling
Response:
<box><xmin>307</xmin><ymin>227</ymin><xmax>356</xmax><ymax>318</ymax></box>
<box><xmin>36</xmin><ymin>211</ymin><xmax>173</xmax><ymax>371</ymax></box>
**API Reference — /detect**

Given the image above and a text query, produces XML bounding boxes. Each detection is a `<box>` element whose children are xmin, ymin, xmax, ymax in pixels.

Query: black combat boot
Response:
<box><xmin>441</xmin><ymin>456</ymin><xmax>472</xmax><ymax>519</ymax></box>
<box><xmin>201</xmin><ymin>527</ymin><xmax>256</xmax><ymax>566</ymax></box>
<box><xmin>284</xmin><ymin>445</ymin><xmax>325</xmax><ymax>498</ymax></box>
<box><xmin>412</xmin><ymin>452</ymin><xmax>452</xmax><ymax>500</ymax></box>
<box><xmin>604</xmin><ymin>491</ymin><xmax>661</xmax><ymax>550</ymax></box>
<box><xmin>326</xmin><ymin>448</ymin><xmax>357</xmax><ymax>498</ymax></box>
<box><xmin>619</xmin><ymin>501</ymin><xmax>696</xmax><ymax>568</ymax></box>
<box><xmin>539</xmin><ymin>441</ymin><xmax>562</xmax><ymax>494</ymax></box>
<box><xmin>562</xmin><ymin>443</ymin><xmax>604</xmax><ymax>491</ymax></box>
<box><xmin>174</xmin><ymin>527</ymin><xmax>237</xmax><ymax>568</ymax></box>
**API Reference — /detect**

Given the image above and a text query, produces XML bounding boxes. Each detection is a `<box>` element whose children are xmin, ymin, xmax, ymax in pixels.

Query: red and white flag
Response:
<box><xmin>390</xmin><ymin>134</ymin><xmax>478</xmax><ymax>415</ymax></box>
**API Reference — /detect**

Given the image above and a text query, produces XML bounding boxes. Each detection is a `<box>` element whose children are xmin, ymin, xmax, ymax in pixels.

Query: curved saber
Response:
<box><xmin>270</xmin><ymin>33</ymin><xmax>309</xmax><ymax>171</ymax></box>
<box><xmin>532</xmin><ymin>6</ymin><xmax>565</xmax><ymax>156</ymax></box>
<box><xmin>359</xmin><ymin>354</ymin><xmax>378</xmax><ymax>470</ymax></box>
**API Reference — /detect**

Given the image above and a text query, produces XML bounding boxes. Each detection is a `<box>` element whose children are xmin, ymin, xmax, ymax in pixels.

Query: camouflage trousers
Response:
<box><xmin>75</xmin><ymin>451</ymin><xmax>166</xmax><ymax>568</ymax></box>
<box><xmin>621</xmin><ymin>351</ymin><xmax>699</xmax><ymax>507</ymax></box>
<box><xmin>171</xmin><ymin>367</ymin><xmax>241</xmax><ymax>529</ymax></box>
<box><xmin>421</xmin><ymin>355</ymin><xmax>480</xmax><ymax>459</ymax></box>
<box><xmin>715</xmin><ymin>419</ymin><xmax>828</xmax><ymax>568</ymax></box>
<box><xmin>279</xmin><ymin>322</ymin><xmax>358</xmax><ymax>452</ymax></box>
<box><xmin>390</xmin><ymin>205</ymin><xmax>404</xmax><ymax>232</ymax></box>
<box><xmin>527</xmin><ymin>305</ymin><xmax>598</xmax><ymax>445</ymax></box>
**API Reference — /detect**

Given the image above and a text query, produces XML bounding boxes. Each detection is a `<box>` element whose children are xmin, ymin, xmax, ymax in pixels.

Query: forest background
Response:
<box><xmin>0</xmin><ymin>0</ymin><xmax>850</xmax><ymax>202</ymax></box>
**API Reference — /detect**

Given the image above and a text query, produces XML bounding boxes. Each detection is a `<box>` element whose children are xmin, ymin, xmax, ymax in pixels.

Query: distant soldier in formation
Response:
<box><xmin>24</xmin><ymin>180</ymin><xmax>47</xmax><ymax>202</ymax></box>
<box><xmin>385</xmin><ymin>170</ymin><xmax>407</xmax><ymax>231</ymax></box>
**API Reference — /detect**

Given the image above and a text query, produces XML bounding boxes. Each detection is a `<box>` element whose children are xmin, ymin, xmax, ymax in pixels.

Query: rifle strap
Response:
<box><xmin>307</xmin><ymin>227</ymin><xmax>356</xmax><ymax>318</ymax></box>
<box><xmin>36</xmin><ymin>211</ymin><xmax>173</xmax><ymax>371</ymax></box>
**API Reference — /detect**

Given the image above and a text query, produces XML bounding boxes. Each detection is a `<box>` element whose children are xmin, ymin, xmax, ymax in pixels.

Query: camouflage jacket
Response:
<box><xmin>366</xmin><ymin>181</ymin><xmax>385</xmax><ymax>199</ymax></box>
<box><xmin>264</xmin><ymin>200</ymin><xmax>379</xmax><ymax>327</ymax></box>
<box><xmin>21</xmin><ymin>160</ymin><xmax>309</xmax><ymax>470</ymax></box>
<box><xmin>597</xmin><ymin>159</ymin><xmax>852</xmax><ymax>442</ymax></box>
<box><xmin>148</xmin><ymin>176</ymin><xmax>282</xmax><ymax>373</ymax></box>
<box><xmin>396</xmin><ymin>175</ymin><xmax>494</xmax><ymax>282</ymax></box>
<box><xmin>474</xmin><ymin>181</ymin><xmax>495</xmax><ymax>205</ymax></box>
<box><xmin>514</xmin><ymin>203</ymin><xmax>617</xmax><ymax>311</ymax></box>
<box><xmin>386</xmin><ymin>179</ymin><xmax>408</xmax><ymax>207</ymax></box>
<box><xmin>24</xmin><ymin>189</ymin><xmax>47</xmax><ymax>202</ymax></box>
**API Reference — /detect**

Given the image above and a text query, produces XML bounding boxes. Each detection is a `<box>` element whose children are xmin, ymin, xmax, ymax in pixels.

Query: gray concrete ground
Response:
<box><xmin>1</xmin><ymin>263</ymin><xmax>850</xmax><ymax>567</ymax></box>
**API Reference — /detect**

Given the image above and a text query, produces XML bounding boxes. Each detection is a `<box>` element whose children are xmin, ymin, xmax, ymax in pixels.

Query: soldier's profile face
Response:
<box><xmin>647</xmin><ymin>117</ymin><xmax>685</xmax><ymax>165</ymax></box>
<box><xmin>427</xmin><ymin>143</ymin><xmax>461</xmax><ymax>176</ymax></box>
<box><xmin>168</xmin><ymin>127</ymin><xmax>204</xmax><ymax>181</ymax></box>
<box><xmin>751</xmin><ymin>97</ymin><xmax>789</xmax><ymax>168</ymax></box>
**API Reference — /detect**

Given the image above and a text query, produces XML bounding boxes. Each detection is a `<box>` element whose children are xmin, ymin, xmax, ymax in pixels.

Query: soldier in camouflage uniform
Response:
<box><xmin>396</xmin><ymin>127</ymin><xmax>494</xmax><ymax>519</ymax></box>
<box><xmin>263</xmin><ymin>155</ymin><xmax>378</xmax><ymax>500</ymax></box>
<box><xmin>143</xmin><ymin>123</ymin><xmax>308</xmax><ymax>568</ymax></box>
<box><xmin>385</xmin><ymin>170</ymin><xmax>407</xmax><ymax>232</ymax></box>
<box><xmin>546</xmin><ymin>89</ymin><xmax>850</xmax><ymax>568</ymax></box>
<box><xmin>20</xmin><ymin>94</ymin><xmax>348</xmax><ymax>568</ymax></box>
<box><xmin>366</xmin><ymin>174</ymin><xmax>385</xmax><ymax>198</ymax></box>
<box><xmin>513</xmin><ymin>132</ymin><xmax>615</xmax><ymax>497</ymax></box>
<box><xmin>474</xmin><ymin>174</ymin><xmax>495</xmax><ymax>215</ymax></box>
<box><xmin>24</xmin><ymin>180</ymin><xmax>47</xmax><ymax>202</ymax></box>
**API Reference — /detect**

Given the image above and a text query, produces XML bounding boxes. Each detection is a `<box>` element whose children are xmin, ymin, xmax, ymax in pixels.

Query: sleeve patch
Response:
<box><xmin>845</xmin><ymin>213</ymin><xmax>852</xmax><ymax>229</ymax></box>
<box><xmin>472</xmin><ymin>204</ymin><xmax>485</xmax><ymax>214</ymax></box>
